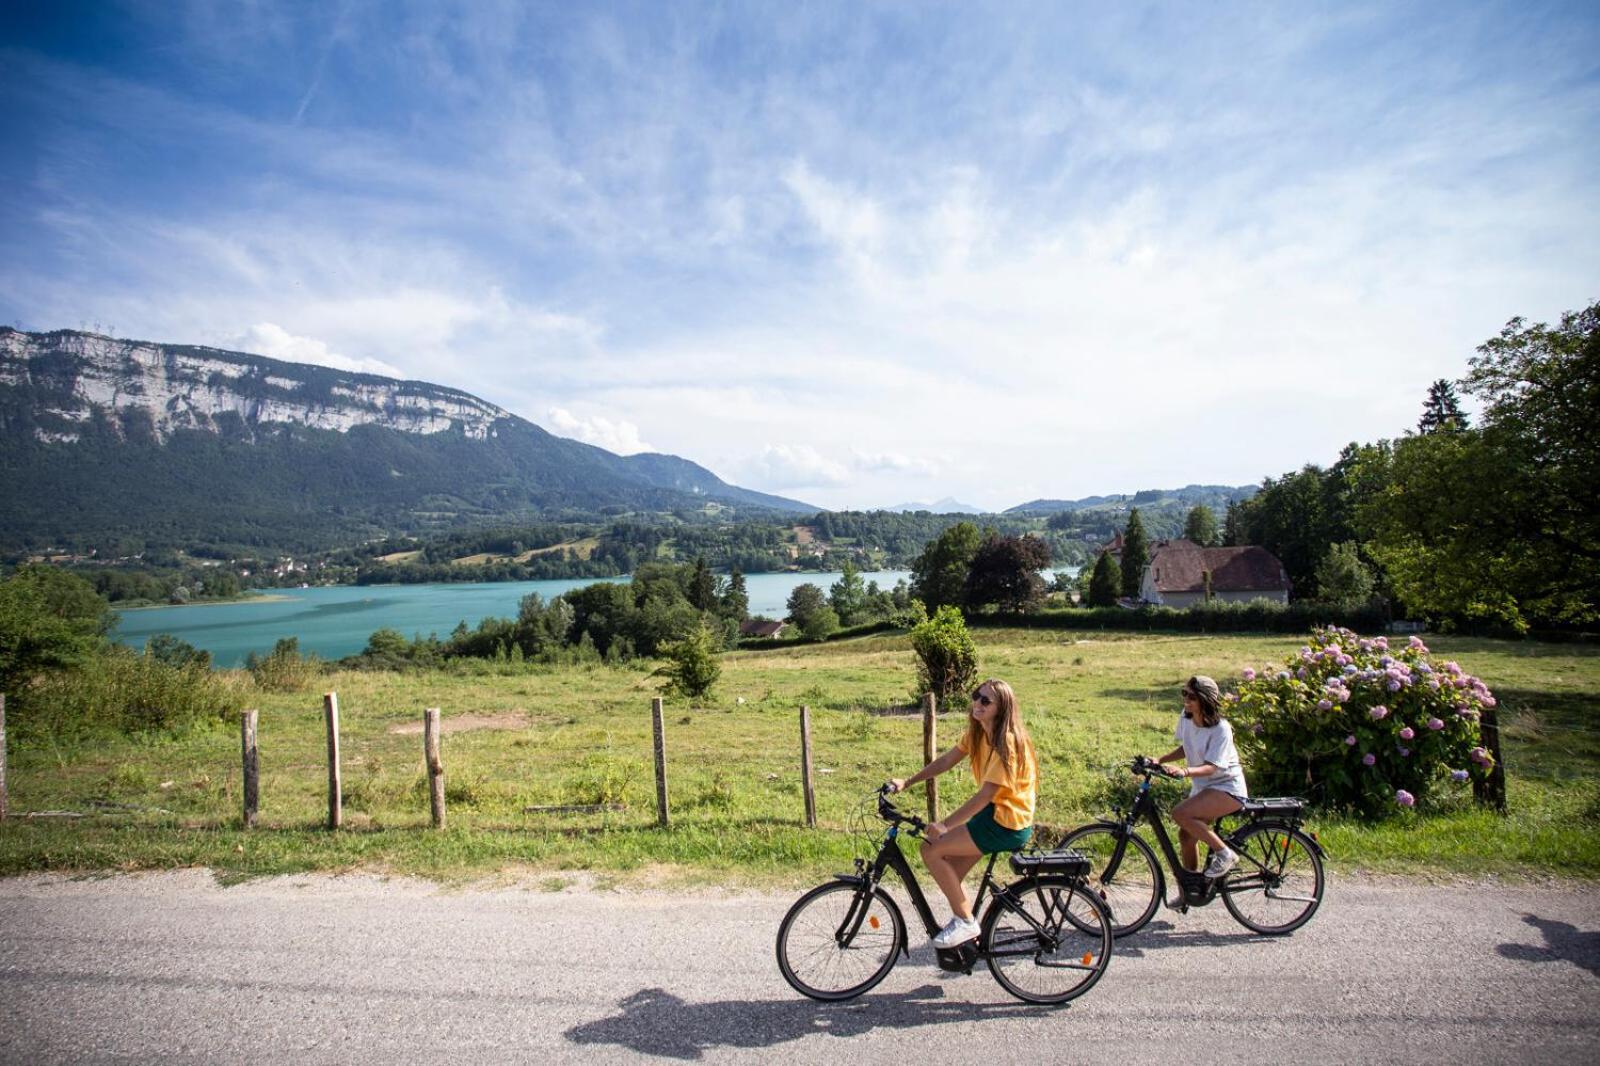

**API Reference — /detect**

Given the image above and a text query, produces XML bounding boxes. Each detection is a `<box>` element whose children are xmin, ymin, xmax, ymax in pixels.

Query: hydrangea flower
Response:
<box><xmin>1395</xmin><ymin>790</ymin><xmax>1415</xmax><ymax>807</ymax></box>
<box><xmin>1451</xmin><ymin>769</ymin><xmax>1470</xmax><ymax>782</ymax></box>
<box><xmin>1369</xmin><ymin>705</ymin><xmax>1389</xmax><ymax>721</ymax></box>
<box><xmin>1241</xmin><ymin>667</ymin><xmax>1256</xmax><ymax>681</ymax></box>
<box><xmin>1408</xmin><ymin>635</ymin><xmax>1429</xmax><ymax>653</ymax></box>
<box><xmin>1399</xmin><ymin>726</ymin><xmax>1415</xmax><ymax>741</ymax></box>
<box><xmin>1398</xmin><ymin>747</ymin><xmax>1410</xmax><ymax>757</ymax></box>
<box><xmin>1276</xmin><ymin>671</ymin><xmax>1290</xmax><ymax>681</ymax></box>
<box><xmin>1427</xmin><ymin>717</ymin><xmax>1445</xmax><ymax>731</ymax></box>
<box><xmin>1362</xmin><ymin>753</ymin><xmax>1377</xmax><ymax>767</ymax></box>
<box><xmin>1345</xmin><ymin>734</ymin><xmax>1357</xmax><ymax>746</ymax></box>
<box><xmin>1470</xmin><ymin>746</ymin><xmax>1491</xmax><ymax>765</ymax></box>
<box><xmin>1317</xmin><ymin>699</ymin><xmax>1333</xmax><ymax>712</ymax></box>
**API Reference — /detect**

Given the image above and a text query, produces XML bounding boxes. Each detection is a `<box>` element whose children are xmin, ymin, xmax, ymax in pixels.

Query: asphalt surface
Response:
<box><xmin>1</xmin><ymin>870</ymin><xmax>1596</xmax><ymax>1064</ymax></box>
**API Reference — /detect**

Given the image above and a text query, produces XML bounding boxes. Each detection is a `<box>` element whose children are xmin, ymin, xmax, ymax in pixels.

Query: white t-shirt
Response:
<box><xmin>1175</xmin><ymin>716</ymin><xmax>1249</xmax><ymax>799</ymax></box>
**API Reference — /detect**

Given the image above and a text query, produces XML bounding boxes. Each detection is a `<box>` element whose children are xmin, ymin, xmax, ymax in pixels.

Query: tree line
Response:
<box><xmin>1223</xmin><ymin>303</ymin><xmax>1598</xmax><ymax>632</ymax></box>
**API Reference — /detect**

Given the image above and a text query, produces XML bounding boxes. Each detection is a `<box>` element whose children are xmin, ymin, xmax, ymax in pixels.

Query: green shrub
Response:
<box><xmin>21</xmin><ymin>644</ymin><xmax>244</xmax><ymax>744</ymax></box>
<box><xmin>246</xmin><ymin>637</ymin><xmax>322</xmax><ymax>693</ymax></box>
<box><xmin>567</xmin><ymin>752</ymin><xmax>637</xmax><ymax>806</ymax></box>
<box><xmin>1229</xmin><ymin>626</ymin><xmax>1495</xmax><ymax>816</ymax></box>
<box><xmin>910</xmin><ymin>605</ymin><xmax>978</xmax><ymax>708</ymax></box>
<box><xmin>653</xmin><ymin>620</ymin><xmax>722</xmax><ymax>700</ymax></box>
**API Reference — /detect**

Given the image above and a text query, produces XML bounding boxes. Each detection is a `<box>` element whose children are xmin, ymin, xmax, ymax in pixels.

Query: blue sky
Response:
<box><xmin>3</xmin><ymin>1</ymin><xmax>1596</xmax><ymax>511</ymax></box>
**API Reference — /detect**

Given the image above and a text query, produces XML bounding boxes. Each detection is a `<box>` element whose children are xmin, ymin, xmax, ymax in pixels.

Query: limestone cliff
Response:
<box><xmin>0</xmin><ymin>328</ymin><xmax>505</xmax><ymax>443</ymax></box>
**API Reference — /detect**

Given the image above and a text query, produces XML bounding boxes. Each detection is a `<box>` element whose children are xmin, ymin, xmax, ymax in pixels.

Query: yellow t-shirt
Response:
<box><xmin>956</xmin><ymin>728</ymin><xmax>1038</xmax><ymax>830</ymax></box>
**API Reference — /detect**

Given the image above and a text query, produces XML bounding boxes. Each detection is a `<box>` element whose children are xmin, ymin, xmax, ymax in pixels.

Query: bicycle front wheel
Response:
<box><xmin>981</xmin><ymin>876</ymin><xmax>1112</xmax><ymax>1005</ymax></box>
<box><xmin>1222</xmin><ymin>823</ymin><xmax>1325</xmax><ymax>935</ymax></box>
<box><xmin>1058</xmin><ymin>823</ymin><xmax>1162</xmax><ymax>937</ymax></box>
<box><xmin>776</xmin><ymin>881</ymin><xmax>904</xmax><ymax>1001</ymax></box>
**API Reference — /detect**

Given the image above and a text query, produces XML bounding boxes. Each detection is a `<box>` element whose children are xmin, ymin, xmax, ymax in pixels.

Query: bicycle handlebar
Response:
<box><xmin>1131</xmin><ymin>755</ymin><xmax>1181</xmax><ymax>779</ymax></box>
<box><xmin>876</xmin><ymin>784</ymin><xmax>927</xmax><ymax>835</ymax></box>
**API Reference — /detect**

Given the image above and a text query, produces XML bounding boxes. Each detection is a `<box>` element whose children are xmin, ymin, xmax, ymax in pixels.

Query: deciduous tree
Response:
<box><xmin>910</xmin><ymin>521</ymin><xmax>982</xmax><ymax>611</ymax></box>
<box><xmin>963</xmin><ymin>534</ymin><xmax>1050</xmax><ymax>614</ymax></box>
<box><xmin>1183</xmin><ymin>504</ymin><xmax>1219</xmax><ymax>547</ymax></box>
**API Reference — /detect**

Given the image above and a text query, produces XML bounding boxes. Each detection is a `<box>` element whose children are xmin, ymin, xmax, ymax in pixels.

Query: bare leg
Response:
<box><xmin>1177</xmin><ymin>825</ymin><xmax>1199</xmax><ymax>872</ymax></box>
<box><xmin>1172</xmin><ymin>789</ymin><xmax>1243</xmax><ymax>864</ymax></box>
<box><xmin>920</xmin><ymin>826</ymin><xmax>984</xmax><ymax>919</ymax></box>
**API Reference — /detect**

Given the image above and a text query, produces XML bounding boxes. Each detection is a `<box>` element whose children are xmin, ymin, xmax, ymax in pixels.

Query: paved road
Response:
<box><xmin>1</xmin><ymin>871</ymin><xmax>1596</xmax><ymax>1064</ymax></box>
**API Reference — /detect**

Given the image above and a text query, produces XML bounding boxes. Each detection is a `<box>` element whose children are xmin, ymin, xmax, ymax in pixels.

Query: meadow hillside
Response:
<box><xmin>1</xmin><ymin>627</ymin><xmax>1595</xmax><ymax>886</ymax></box>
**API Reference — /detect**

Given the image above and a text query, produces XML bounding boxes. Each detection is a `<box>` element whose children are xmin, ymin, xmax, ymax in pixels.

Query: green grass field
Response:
<box><xmin>2</xmin><ymin>627</ymin><xmax>1596</xmax><ymax>887</ymax></box>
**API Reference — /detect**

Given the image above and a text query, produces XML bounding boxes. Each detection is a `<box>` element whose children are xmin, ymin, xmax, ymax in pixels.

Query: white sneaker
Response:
<box><xmin>932</xmin><ymin>915</ymin><xmax>981</xmax><ymax>948</ymax></box>
<box><xmin>1204</xmin><ymin>848</ymin><xmax>1240</xmax><ymax>879</ymax></box>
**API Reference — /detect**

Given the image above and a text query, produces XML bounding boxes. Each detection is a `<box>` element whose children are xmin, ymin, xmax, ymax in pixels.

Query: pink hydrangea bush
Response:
<box><xmin>1229</xmin><ymin>627</ymin><xmax>1495</xmax><ymax>816</ymax></box>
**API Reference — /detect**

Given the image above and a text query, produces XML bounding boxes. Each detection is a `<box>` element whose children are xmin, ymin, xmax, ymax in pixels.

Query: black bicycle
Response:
<box><xmin>1059</xmin><ymin>756</ymin><xmax>1326</xmax><ymax>938</ymax></box>
<box><xmin>776</xmin><ymin>786</ymin><xmax>1113</xmax><ymax>1005</ymax></box>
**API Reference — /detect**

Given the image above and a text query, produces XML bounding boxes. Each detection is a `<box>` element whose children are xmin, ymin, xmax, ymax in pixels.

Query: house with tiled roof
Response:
<box><xmin>739</xmin><ymin>619</ymin><xmax>788</xmax><ymax>638</ymax></box>
<box><xmin>1139</xmin><ymin>543</ymin><xmax>1291</xmax><ymax>608</ymax></box>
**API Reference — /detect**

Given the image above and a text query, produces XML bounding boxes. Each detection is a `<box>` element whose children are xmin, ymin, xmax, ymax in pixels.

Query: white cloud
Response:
<box><xmin>231</xmin><ymin>322</ymin><xmax>403</xmax><ymax>378</ymax></box>
<box><xmin>745</xmin><ymin>444</ymin><xmax>853</xmax><ymax>490</ymax></box>
<box><xmin>547</xmin><ymin>408</ymin><xmax>653</xmax><ymax>455</ymax></box>
<box><xmin>852</xmin><ymin>450</ymin><xmax>943</xmax><ymax>477</ymax></box>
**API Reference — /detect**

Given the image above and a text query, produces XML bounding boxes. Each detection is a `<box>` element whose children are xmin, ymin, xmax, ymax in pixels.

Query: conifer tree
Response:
<box><xmin>688</xmin><ymin>555</ymin><xmax>718</xmax><ymax>612</ymax></box>
<box><xmin>1088</xmin><ymin>552</ymin><xmax>1121</xmax><ymax>607</ymax></box>
<box><xmin>1120</xmin><ymin>509</ymin><xmax>1150</xmax><ymax>600</ymax></box>
<box><xmin>721</xmin><ymin>567</ymin><xmax>749</xmax><ymax>621</ymax></box>
<box><xmin>1418</xmin><ymin>379</ymin><xmax>1469</xmax><ymax>434</ymax></box>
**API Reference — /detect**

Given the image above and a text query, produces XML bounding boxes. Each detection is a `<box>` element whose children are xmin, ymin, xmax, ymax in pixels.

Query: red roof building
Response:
<box><xmin>1139</xmin><ymin>544</ymin><xmax>1291</xmax><ymax>608</ymax></box>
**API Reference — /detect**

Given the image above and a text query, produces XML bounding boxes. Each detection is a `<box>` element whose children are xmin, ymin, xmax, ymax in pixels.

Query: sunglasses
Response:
<box><xmin>970</xmin><ymin>690</ymin><xmax>993</xmax><ymax>707</ymax></box>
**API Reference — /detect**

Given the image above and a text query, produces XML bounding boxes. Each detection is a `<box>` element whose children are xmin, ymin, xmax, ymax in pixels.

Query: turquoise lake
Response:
<box><xmin>113</xmin><ymin>571</ymin><xmax>915</xmax><ymax>667</ymax></box>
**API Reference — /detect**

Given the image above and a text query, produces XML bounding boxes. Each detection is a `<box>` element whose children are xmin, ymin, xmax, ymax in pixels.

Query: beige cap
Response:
<box><xmin>1187</xmin><ymin>675</ymin><xmax>1221</xmax><ymax>702</ymax></box>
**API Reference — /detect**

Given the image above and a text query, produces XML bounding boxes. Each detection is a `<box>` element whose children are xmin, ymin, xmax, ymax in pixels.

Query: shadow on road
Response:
<box><xmin>1497</xmin><ymin>914</ymin><xmax>1600</xmax><ymax>978</ymax></box>
<box><xmin>1104</xmin><ymin>919</ymin><xmax>1287</xmax><ymax>956</ymax></box>
<box><xmin>564</xmin><ymin>983</ymin><xmax>1061</xmax><ymax>1060</ymax></box>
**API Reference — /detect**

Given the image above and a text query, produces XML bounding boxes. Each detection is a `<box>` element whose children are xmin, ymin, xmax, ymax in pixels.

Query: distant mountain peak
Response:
<box><xmin>881</xmin><ymin>497</ymin><xmax>985</xmax><ymax>514</ymax></box>
<box><xmin>0</xmin><ymin>327</ymin><xmax>816</xmax><ymax>552</ymax></box>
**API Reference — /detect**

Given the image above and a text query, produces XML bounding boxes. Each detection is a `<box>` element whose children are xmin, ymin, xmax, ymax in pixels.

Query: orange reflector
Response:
<box><xmin>1081</xmin><ymin>951</ymin><xmax>1093</xmax><ymax>966</ymax></box>
<box><xmin>869</xmin><ymin>915</ymin><xmax>880</xmax><ymax>929</ymax></box>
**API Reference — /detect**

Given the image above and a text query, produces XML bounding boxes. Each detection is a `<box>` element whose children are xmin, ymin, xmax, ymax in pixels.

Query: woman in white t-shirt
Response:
<box><xmin>1153</xmin><ymin>675</ymin><xmax>1249</xmax><ymax>880</ymax></box>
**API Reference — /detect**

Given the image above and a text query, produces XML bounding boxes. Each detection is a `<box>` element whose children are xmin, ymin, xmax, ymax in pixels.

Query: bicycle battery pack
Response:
<box><xmin>1009</xmin><ymin>848</ymin><xmax>1090</xmax><ymax>878</ymax></box>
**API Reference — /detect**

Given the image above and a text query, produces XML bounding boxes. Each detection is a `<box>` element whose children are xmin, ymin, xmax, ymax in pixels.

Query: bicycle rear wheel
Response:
<box><xmin>981</xmin><ymin>876</ymin><xmax>1112</xmax><ymax>1005</ymax></box>
<box><xmin>1222</xmin><ymin>823</ymin><xmax>1325</xmax><ymax>935</ymax></box>
<box><xmin>1057</xmin><ymin>823</ymin><xmax>1162</xmax><ymax>937</ymax></box>
<box><xmin>776</xmin><ymin>881</ymin><xmax>904</xmax><ymax>1001</ymax></box>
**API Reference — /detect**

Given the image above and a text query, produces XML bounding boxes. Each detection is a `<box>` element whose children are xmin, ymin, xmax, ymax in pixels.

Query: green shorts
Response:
<box><xmin>967</xmin><ymin>804</ymin><xmax>1033</xmax><ymax>854</ymax></box>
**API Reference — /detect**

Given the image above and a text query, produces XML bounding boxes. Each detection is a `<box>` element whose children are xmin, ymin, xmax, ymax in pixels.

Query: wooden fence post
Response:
<box><xmin>1474</xmin><ymin>704</ymin><xmax>1508</xmax><ymax>814</ymax></box>
<box><xmin>799</xmin><ymin>705</ymin><xmax>816</xmax><ymax>828</ymax></box>
<box><xmin>323</xmin><ymin>692</ymin><xmax>342</xmax><ymax>830</ymax></box>
<box><xmin>0</xmin><ymin>692</ymin><xmax>8</xmax><ymax>822</ymax></box>
<box><xmin>651</xmin><ymin>697</ymin><xmax>670</xmax><ymax>828</ymax></box>
<box><xmin>922</xmin><ymin>692</ymin><xmax>938</xmax><ymax>822</ymax></box>
<box><xmin>424</xmin><ymin>707</ymin><xmax>445</xmax><ymax>829</ymax></box>
<box><xmin>240</xmin><ymin>708</ymin><xmax>259</xmax><ymax>829</ymax></box>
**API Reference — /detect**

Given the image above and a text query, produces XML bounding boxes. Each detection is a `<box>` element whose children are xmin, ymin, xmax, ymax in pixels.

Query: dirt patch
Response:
<box><xmin>387</xmin><ymin>712</ymin><xmax>528</xmax><ymax>736</ymax></box>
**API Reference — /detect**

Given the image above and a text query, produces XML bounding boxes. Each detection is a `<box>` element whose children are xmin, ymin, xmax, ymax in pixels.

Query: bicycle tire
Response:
<box><xmin>1221</xmin><ymin>823</ymin><xmax>1325</xmax><ymax>935</ymax></box>
<box><xmin>1058</xmin><ymin>823</ymin><xmax>1162</xmax><ymax>937</ymax></box>
<box><xmin>776</xmin><ymin>880</ymin><xmax>904</xmax><ymax>1001</ymax></box>
<box><xmin>981</xmin><ymin>875</ymin><xmax>1112</xmax><ymax>1005</ymax></box>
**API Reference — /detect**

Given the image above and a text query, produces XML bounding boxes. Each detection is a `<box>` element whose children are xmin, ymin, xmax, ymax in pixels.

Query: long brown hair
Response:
<box><xmin>1185</xmin><ymin>675</ymin><xmax>1224</xmax><ymax>727</ymax></box>
<box><xmin>964</xmin><ymin>678</ymin><xmax>1031</xmax><ymax>775</ymax></box>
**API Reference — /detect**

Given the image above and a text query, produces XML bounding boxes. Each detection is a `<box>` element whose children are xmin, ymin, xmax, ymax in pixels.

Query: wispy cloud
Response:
<box><xmin>2</xmin><ymin>2</ymin><xmax>1595</xmax><ymax>510</ymax></box>
<box><xmin>547</xmin><ymin>407</ymin><xmax>652</xmax><ymax>455</ymax></box>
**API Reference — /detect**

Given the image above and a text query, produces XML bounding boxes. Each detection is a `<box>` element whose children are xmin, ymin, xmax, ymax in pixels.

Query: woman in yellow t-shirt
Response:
<box><xmin>889</xmin><ymin>677</ymin><xmax>1038</xmax><ymax>948</ymax></box>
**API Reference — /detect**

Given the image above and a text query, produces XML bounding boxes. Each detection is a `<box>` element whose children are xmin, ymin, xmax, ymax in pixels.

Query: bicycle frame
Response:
<box><xmin>1103</xmin><ymin>771</ymin><xmax>1313</xmax><ymax>907</ymax></box>
<box><xmin>835</xmin><ymin>821</ymin><xmax>1065</xmax><ymax>964</ymax></box>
